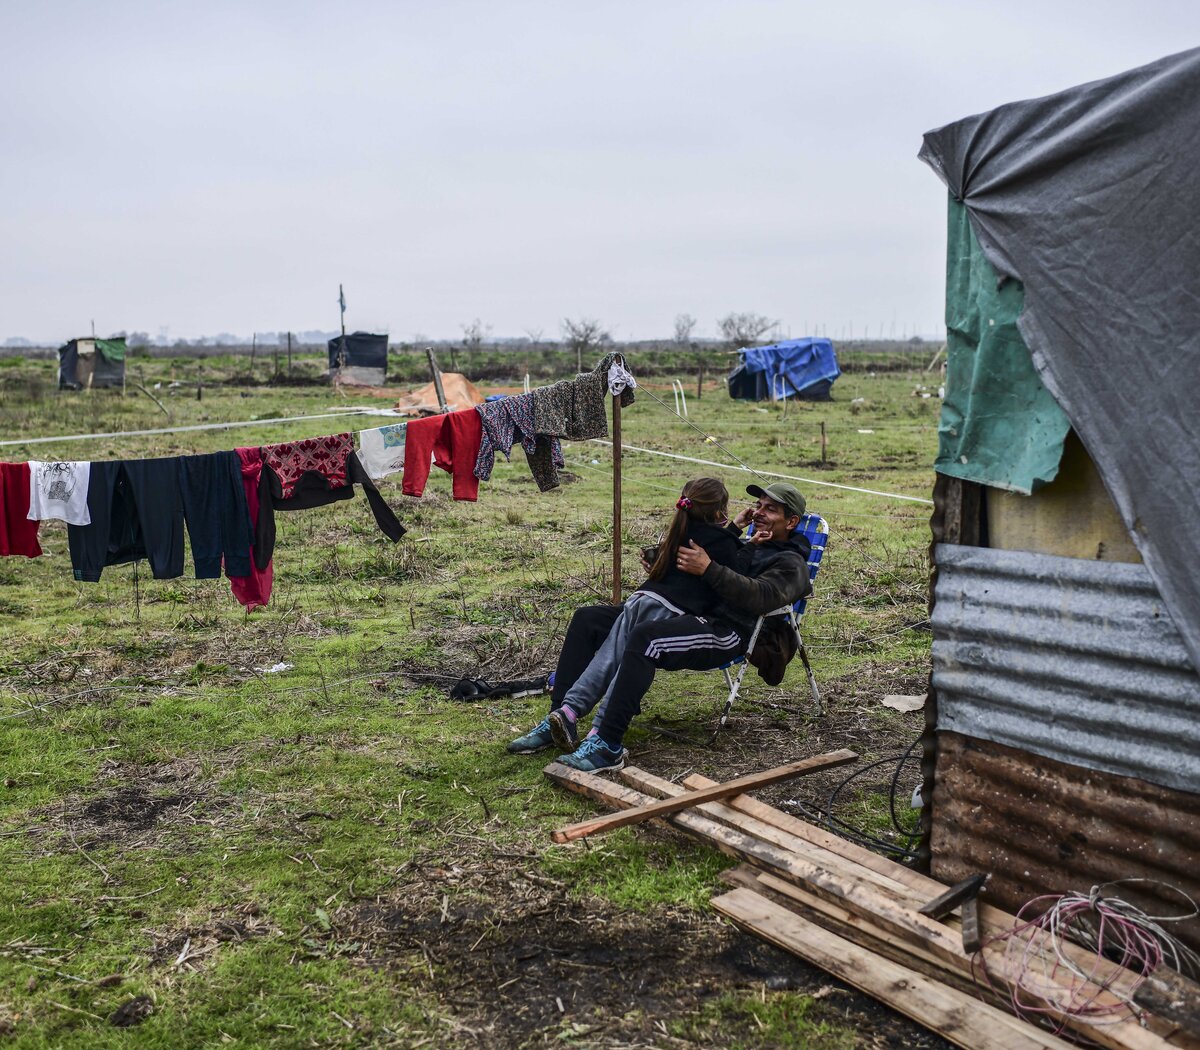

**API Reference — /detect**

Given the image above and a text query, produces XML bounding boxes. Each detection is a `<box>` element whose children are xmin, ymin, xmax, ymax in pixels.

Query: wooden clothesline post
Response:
<box><xmin>612</xmin><ymin>381</ymin><xmax>622</xmax><ymax>604</ymax></box>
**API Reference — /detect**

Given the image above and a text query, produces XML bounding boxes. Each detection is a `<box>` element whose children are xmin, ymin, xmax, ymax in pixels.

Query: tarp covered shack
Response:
<box><xmin>328</xmin><ymin>331</ymin><xmax>389</xmax><ymax>386</ymax></box>
<box><xmin>58</xmin><ymin>337</ymin><xmax>126</xmax><ymax>390</ymax></box>
<box><xmin>727</xmin><ymin>338</ymin><xmax>840</xmax><ymax>402</ymax></box>
<box><xmin>919</xmin><ymin>46</ymin><xmax>1200</xmax><ymax>949</ymax></box>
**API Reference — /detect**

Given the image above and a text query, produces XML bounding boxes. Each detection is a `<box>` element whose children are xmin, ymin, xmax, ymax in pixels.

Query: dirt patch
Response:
<box><xmin>145</xmin><ymin>904</ymin><xmax>276</xmax><ymax>972</ymax></box>
<box><xmin>339</xmin><ymin>880</ymin><xmax>950</xmax><ymax>1048</ymax></box>
<box><xmin>78</xmin><ymin>784</ymin><xmax>190</xmax><ymax>835</ymax></box>
<box><xmin>19</xmin><ymin>757</ymin><xmax>237</xmax><ymax>857</ymax></box>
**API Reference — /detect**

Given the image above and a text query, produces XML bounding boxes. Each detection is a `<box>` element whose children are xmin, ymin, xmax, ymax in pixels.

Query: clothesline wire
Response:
<box><xmin>0</xmin><ymin>408</ymin><xmax>399</xmax><ymax>449</ymax></box>
<box><xmin>633</xmin><ymin>384</ymin><xmax>771</xmax><ymax>481</ymax></box>
<box><xmin>591</xmin><ymin>438</ymin><xmax>933</xmax><ymax>506</ymax></box>
<box><xmin>625</xmin><ymin>384</ymin><xmax>933</xmax><ymax>505</ymax></box>
<box><xmin>558</xmin><ymin>454</ymin><xmax>928</xmax><ymax>521</ymax></box>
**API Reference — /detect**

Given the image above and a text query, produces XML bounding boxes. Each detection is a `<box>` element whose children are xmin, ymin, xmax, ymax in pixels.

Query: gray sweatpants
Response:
<box><xmin>560</xmin><ymin>592</ymin><xmax>675</xmax><ymax>725</ymax></box>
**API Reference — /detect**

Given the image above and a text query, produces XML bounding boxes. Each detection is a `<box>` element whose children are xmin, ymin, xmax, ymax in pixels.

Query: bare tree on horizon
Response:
<box><xmin>561</xmin><ymin>317</ymin><xmax>610</xmax><ymax>372</ymax></box>
<box><xmin>717</xmin><ymin>311</ymin><xmax>778</xmax><ymax>349</ymax></box>
<box><xmin>673</xmin><ymin>313</ymin><xmax>697</xmax><ymax>346</ymax></box>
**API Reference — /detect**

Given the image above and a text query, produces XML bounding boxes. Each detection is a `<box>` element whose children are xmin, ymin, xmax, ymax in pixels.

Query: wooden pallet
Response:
<box><xmin>546</xmin><ymin>757</ymin><xmax>1199</xmax><ymax>1050</ymax></box>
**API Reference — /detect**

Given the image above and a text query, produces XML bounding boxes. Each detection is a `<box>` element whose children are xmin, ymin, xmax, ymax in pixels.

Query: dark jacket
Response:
<box><xmin>701</xmin><ymin>527</ymin><xmax>813</xmax><ymax>639</ymax></box>
<box><xmin>637</xmin><ymin>520</ymin><xmax>742</xmax><ymax>615</ymax></box>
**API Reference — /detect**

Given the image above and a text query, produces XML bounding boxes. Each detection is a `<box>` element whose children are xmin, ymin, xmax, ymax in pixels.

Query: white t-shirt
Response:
<box><xmin>357</xmin><ymin>424</ymin><xmax>408</xmax><ymax>481</ymax></box>
<box><xmin>27</xmin><ymin>460</ymin><xmax>91</xmax><ymax>525</ymax></box>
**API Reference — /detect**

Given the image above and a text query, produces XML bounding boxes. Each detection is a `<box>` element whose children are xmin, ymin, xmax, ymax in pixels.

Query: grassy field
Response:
<box><xmin>0</xmin><ymin>351</ymin><xmax>943</xmax><ymax>1048</ymax></box>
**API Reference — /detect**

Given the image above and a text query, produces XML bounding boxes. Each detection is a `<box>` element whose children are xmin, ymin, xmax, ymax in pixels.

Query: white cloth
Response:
<box><xmin>607</xmin><ymin>360</ymin><xmax>637</xmax><ymax>396</ymax></box>
<box><xmin>27</xmin><ymin>460</ymin><xmax>91</xmax><ymax>525</ymax></box>
<box><xmin>357</xmin><ymin>423</ymin><xmax>408</xmax><ymax>481</ymax></box>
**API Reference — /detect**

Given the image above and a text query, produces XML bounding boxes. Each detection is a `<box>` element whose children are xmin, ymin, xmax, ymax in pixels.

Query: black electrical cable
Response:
<box><xmin>781</xmin><ymin>736</ymin><xmax>925</xmax><ymax>860</ymax></box>
<box><xmin>888</xmin><ymin>736</ymin><xmax>923</xmax><ymax>839</ymax></box>
<box><xmin>785</xmin><ymin>799</ymin><xmax>919</xmax><ymax>860</ymax></box>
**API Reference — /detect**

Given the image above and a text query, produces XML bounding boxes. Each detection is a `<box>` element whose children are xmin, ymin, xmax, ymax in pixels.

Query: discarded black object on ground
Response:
<box><xmin>448</xmin><ymin>676</ymin><xmax>548</xmax><ymax>702</ymax></box>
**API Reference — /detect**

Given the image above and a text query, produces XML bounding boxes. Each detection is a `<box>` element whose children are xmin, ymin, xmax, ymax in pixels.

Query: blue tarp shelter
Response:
<box><xmin>727</xmin><ymin>338</ymin><xmax>840</xmax><ymax>402</ymax></box>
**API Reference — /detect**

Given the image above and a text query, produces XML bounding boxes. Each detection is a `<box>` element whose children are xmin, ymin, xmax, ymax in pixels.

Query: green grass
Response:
<box><xmin>0</xmin><ymin>352</ymin><xmax>936</xmax><ymax>1046</ymax></box>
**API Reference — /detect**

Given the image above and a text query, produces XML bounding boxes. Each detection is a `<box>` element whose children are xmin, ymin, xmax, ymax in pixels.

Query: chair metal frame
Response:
<box><xmin>712</xmin><ymin>512</ymin><xmax>829</xmax><ymax>737</ymax></box>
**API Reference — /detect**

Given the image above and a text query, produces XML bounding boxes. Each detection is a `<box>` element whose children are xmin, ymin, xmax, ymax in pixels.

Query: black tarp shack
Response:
<box><xmin>58</xmin><ymin>337</ymin><xmax>126</xmax><ymax>390</ymax></box>
<box><xmin>327</xmin><ymin>331</ymin><xmax>389</xmax><ymax>386</ymax></box>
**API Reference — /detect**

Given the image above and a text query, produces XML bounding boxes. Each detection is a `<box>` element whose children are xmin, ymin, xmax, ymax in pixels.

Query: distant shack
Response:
<box><xmin>327</xmin><ymin>331</ymin><xmax>388</xmax><ymax>386</ymax></box>
<box><xmin>58</xmin><ymin>337</ymin><xmax>126</xmax><ymax>391</ymax></box>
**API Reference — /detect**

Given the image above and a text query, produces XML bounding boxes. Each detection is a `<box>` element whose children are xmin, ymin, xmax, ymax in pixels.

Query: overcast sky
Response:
<box><xmin>2</xmin><ymin>2</ymin><xmax>1196</xmax><ymax>344</ymax></box>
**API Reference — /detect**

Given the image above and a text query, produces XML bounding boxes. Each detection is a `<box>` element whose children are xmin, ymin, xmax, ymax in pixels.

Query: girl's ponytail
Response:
<box><xmin>646</xmin><ymin>478</ymin><xmax>730</xmax><ymax>581</ymax></box>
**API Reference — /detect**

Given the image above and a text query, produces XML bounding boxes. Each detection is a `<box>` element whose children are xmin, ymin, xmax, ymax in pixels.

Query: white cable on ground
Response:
<box><xmin>0</xmin><ymin>408</ymin><xmax>401</xmax><ymax>448</ymax></box>
<box><xmin>588</xmin><ymin>439</ymin><xmax>933</xmax><ymax>505</ymax></box>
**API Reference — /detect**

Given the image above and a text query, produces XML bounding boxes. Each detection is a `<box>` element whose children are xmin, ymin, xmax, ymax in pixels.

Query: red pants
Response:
<box><xmin>0</xmin><ymin>463</ymin><xmax>41</xmax><ymax>557</ymax></box>
<box><xmin>229</xmin><ymin>448</ymin><xmax>273</xmax><ymax>610</ymax></box>
<box><xmin>402</xmin><ymin>410</ymin><xmax>483</xmax><ymax>501</ymax></box>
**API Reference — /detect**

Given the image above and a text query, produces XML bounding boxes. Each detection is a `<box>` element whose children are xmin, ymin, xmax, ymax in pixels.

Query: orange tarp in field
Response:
<box><xmin>394</xmin><ymin>373</ymin><xmax>486</xmax><ymax>416</ymax></box>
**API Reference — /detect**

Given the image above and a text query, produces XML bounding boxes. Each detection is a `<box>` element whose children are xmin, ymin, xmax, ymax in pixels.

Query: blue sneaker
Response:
<box><xmin>507</xmin><ymin>718</ymin><xmax>555</xmax><ymax>754</ymax></box>
<box><xmin>547</xmin><ymin>708</ymin><xmax>579</xmax><ymax>752</ymax></box>
<box><xmin>557</xmin><ymin>736</ymin><xmax>627</xmax><ymax>773</ymax></box>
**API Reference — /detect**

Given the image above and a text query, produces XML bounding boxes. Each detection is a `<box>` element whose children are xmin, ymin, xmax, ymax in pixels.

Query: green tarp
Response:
<box><xmin>936</xmin><ymin>198</ymin><xmax>1071</xmax><ymax>494</ymax></box>
<box><xmin>95</xmin><ymin>337</ymin><xmax>126</xmax><ymax>363</ymax></box>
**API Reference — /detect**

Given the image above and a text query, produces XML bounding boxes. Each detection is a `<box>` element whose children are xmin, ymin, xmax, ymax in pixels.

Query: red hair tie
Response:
<box><xmin>676</xmin><ymin>496</ymin><xmax>692</xmax><ymax>510</ymax></box>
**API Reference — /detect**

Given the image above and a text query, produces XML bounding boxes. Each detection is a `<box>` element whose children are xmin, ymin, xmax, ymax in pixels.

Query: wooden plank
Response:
<box><xmin>544</xmin><ymin>762</ymin><xmax>1173</xmax><ymax>1050</ymax></box>
<box><xmin>680</xmin><ymin>771</ymin><xmax>939</xmax><ymax>898</ymax></box>
<box><xmin>720</xmin><ymin>865</ymin><xmax>1008</xmax><ymax>1010</ymax></box>
<box><xmin>712</xmin><ymin>887</ymin><xmax>1075</xmax><ymax>1050</ymax></box>
<box><xmin>919</xmin><ymin>874</ymin><xmax>988</xmax><ymax>920</ymax></box>
<box><xmin>619</xmin><ymin>766</ymin><xmax>911</xmax><ymax>896</ymax></box>
<box><xmin>680</xmin><ymin>770</ymin><xmax>1193</xmax><ymax>1043</ymax></box>
<box><xmin>548</xmin><ymin>749</ymin><xmax>857</xmax><ymax>844</ymax></box>
<box><xmin>1133</xmin><ymin>968</ymin><xmax>1200</xmax><ymax>1040</ymax></box>
<box><xmin>960</xmin><ymin>894</ymin><xmax>981</xmax><ymax>954</ymax></box>
<box><xmin>744</xmin><ymin>869</ymin><xmax>974</xmax><ymax>989</ymax></box>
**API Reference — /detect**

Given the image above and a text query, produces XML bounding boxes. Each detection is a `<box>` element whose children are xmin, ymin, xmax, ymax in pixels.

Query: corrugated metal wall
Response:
<box><xmin>931</xmin><ymin>543</ymin><xmax>1200</xmax><ymax>794</ymax></box>
<box><xmin>931</xmin><ymin>732</ymin><xmax>1200</xmax><ymax>953</ymax></box>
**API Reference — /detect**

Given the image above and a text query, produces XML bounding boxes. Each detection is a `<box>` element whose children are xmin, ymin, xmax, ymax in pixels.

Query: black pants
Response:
<box><xmin>180</xmin><ymin>452</ymin><xmax>253</xmax><ymax>578</ymax></box>
<box><xmin>551</xmin><ymin>604</ymin><xmax>745</xmax><ymax>746</ymax></box>
<box><xmin>68</xmin><ymin>459</ymin><xmax>184</xmax><ymax>582</ymax></box>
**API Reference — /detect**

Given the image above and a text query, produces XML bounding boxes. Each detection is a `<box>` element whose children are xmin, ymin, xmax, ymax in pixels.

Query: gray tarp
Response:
<box><xmin>919</xmin><ymin>46</ymin><xmax>1200</xmax><ymax>672</ymax></box>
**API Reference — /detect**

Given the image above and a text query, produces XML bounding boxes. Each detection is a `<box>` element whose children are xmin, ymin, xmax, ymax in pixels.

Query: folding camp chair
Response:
<box><xmin>712</xmin><ymin>512</ymin><xmax>828</xmax><ymax>738</ymax></box>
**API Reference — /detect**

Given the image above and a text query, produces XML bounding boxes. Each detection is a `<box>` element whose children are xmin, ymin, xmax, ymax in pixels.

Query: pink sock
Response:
<box><xmin>561</xmin><ymin>707</ymin><xmax>577</xmax><ymax>724</ymax></box>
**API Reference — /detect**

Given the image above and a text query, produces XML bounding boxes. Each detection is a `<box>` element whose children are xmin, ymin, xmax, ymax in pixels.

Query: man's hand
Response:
<box><xmin>676</xmin><ymin>540</ymin><xmax>711</xmax><ymax>576</ymax></box>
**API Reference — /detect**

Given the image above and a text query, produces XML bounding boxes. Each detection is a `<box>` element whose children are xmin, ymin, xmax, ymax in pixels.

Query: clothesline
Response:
<box><xmin>0</xmin><ymin>355</ymin><xmax>633</xmax><ymax>612</ymax></box>
<box><xmin>0</xmin><ymin>408</ymin><xmax>400</xmax><ymax>448</ymax></box>
<box><xmin>587</xmin><ymin>440</ymin><xmax>934</xmax><ymax>506</ymax></box>
<box><xmin>558</xmin><ymin>454</ymin><xmax>928</xmax><ymax>521</ymax></box>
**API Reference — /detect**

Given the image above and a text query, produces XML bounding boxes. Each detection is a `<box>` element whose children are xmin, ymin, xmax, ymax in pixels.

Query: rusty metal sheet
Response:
<box><xmin>931</xmin><ymin>732</ymin><xmax>1200</xmax><ymax>954</ymax></box>
<box><xmin>932</xmin><ymin>543</ymin><xmax>1200</xmax><ymax>794</ymax></box>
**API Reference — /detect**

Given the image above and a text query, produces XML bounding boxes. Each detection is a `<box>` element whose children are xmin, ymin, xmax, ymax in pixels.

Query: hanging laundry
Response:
<box><xmin>179</xmin><ymin>451</ymin><xmax>254</xmax><ymax>579</ymax></box>
<box><xmin>357</xmin><ymin>423</ymin><xmax>408</xmax><ymax>481</ymax></box>
<box><xmin>402</xmin><ymin>409</ymin><xmax>484</xmax><ymax>501</ymax></box>
<box><xmin>27</xmin><ymin>460</ymin><xmax>91</xmax><ymax>525</ymax></box>
<box><xmin>68</xmin><ymin>458</ymin><xmax>185</xmax><ymax>581</ymax></box>
<box><xmin>263</xmin><ymin>433</ymin><xmax>353</xmax><ymax>498</ymax></box>
<box><xmin>0</xmin><ymin>463</ymin><xmax>42</xmax><ymax>557</ymax></box>
<box><xmin>254</xmin><ymin>436</ymin><xmax>405</xmax><ymax>570</ymax></box>
<box><xmin>607</xmin><ymin>357</ymin><xmax>637</xmax><ymax>396</ymax></box>
<box><xmin>529</xmin><ymin>379</ymin><xmax>575</xmax><ymax>438</ymax></box>
<box><xmin>530</xmin><ymin>352</ymin><xmax>635</xmax><ymax>441</ymax></box>
<box><xmin>474</xmin><ymin>394</ymin><xmax>564</xmax><ymax>492</ymax></box>
<box><xmin>229</xmin><ymin>447</ymin><xmax>273</xmax><ymax>611</ymax></box>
